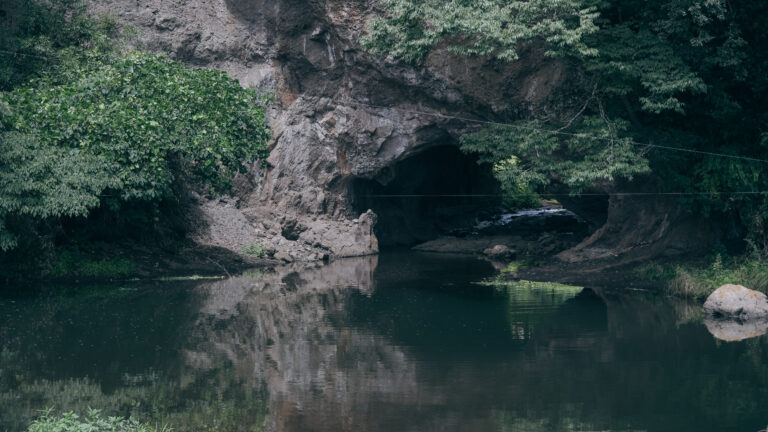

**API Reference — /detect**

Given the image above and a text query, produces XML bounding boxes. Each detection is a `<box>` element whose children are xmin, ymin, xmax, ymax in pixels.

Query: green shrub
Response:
<box><xmin>500</xmin><ymin>259</ymin><xmax>538</xmax><ymax>274</ymax></box>
<box><xmin>3</xmin><ymin>51</ymin><xmax>271</xmax><ymax>200</ymax></box>
<box><xmin>242</xmin><ymin>268</ymin><xmax>266</xmax><ymax>279</ymax></box>
<box><xmin>240</xmin><ymin>243</ymin><xmax>268</xmax><ymax>258</ymax></box>
<box><xmin>0</xmin><ymin>0</ymin><xmax>124</xmax><ymax>91</ymax></box>
<box><xmin>46</xmin><ymin>248</ymin><xmax>137</xmax><ymax>279</ymax></box>
<box><xmin>28</xmin><ymin>409</ymin><xmax>168</xmax><ymax>432</ymax></box>
<box><xmin>0</xmin><ymin>132</ymin><xmax>118</xmax><ymax>251</ymax></box>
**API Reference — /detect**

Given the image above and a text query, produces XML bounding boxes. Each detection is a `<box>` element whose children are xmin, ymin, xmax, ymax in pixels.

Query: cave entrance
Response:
<box><xmin>351</xmin><ymin>145</ymin><xmax>501</xmax><ymax>248</ymax></box>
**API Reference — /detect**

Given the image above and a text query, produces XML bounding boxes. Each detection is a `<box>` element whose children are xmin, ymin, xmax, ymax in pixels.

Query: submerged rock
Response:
<box><xmin>703</xmin><ymin>317</ymin><xmax>768</xmax><ymax>342</ymax></box>
<box><xmin>483</xmin><ymin>245</ymin><xmax>515</xmax><ymax>260</ymax></box>
<box><xmin>702</xmin><ymin>284</ymin><xmax>768</xmax><ymax>320</ymax></box>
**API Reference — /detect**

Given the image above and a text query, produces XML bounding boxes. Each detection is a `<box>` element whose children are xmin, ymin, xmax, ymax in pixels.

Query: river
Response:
<box><xmin>1</xmin><ymin>252</ymin><xmax>767</xmax><ymax>431</ymax></box>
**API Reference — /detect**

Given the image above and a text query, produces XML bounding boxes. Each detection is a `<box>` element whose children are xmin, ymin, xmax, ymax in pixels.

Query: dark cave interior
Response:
<box><xmin>351</xmin><ymin>145</ymin><xmax>501</xmax><ymax>247</ymax></box>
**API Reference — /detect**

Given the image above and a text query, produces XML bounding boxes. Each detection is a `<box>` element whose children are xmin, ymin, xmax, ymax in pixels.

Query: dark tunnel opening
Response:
<box><xmin>350</xmin><ymin>145</ymin><xmax>502</xmax><ymax>248</ymax></box>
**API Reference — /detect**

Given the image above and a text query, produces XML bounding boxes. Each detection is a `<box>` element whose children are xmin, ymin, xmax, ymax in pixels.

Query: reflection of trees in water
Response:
<box><xmin>0</xmin><ymin>283</ymin><xmax>268</xmax><ymax>432</ymax></box>
<box><xmin>190</xmin><ymin>255</ymin><xmax>768</xmax><ymax>432</ymax></box>
<box><xmin>6</xmin><ymin>255</ymin><xmax>768</xmax><ymax>432</ymax></box>
<box><xmin>188</xmin><ymin>256</ymin><xmax>610</xmax><ymax>431</ymax></box>
<box><xmin>0</xmin><ymin>370</ymin><xmax>267</xmax><ymax>432</ymax></box>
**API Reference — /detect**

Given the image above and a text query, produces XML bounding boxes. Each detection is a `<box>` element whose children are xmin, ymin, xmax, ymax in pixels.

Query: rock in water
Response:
<box><xmin>482</xmin><ymin>245</ymin><xmax>515</xmax><ymax>260</ymax></box>
<box><xmin>702</xmin><ymin>284</ymin><xmax>768</xmax><ymax>320</ymax></box>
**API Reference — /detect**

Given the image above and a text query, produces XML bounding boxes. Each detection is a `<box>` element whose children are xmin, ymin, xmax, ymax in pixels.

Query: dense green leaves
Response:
<box><xmin>0</xmin><ymin>0</ymin><xmax>123</xmax><ymax>91</ymax></box>
<box><xmin>460</xmin><ymin>116</ymin><xmax>649</xmax><ymax>193</ymax></box>
<box><xmin>3</xmin><ymin>52</ymin><xmax>271</xmax><ymax>201</ymax></box>
<box><xmin>28</xmin><ymin>410</ymin><xmax>167</xmax><ymax>432</ymax></box>
<box><xmin>0</xmin><ymin>132</ymin><xmax>115</xmax><ymax>251</ymax></box>
<box><xmin>361</xmin><ymin>0</ymin><xmax>599</xmax><ymax>63</ymax></box>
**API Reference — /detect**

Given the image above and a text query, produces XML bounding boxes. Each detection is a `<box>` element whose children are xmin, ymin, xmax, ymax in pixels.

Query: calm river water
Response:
<box><xmin>1</xmin><ymin>252</ymin><xmax>767</xmax><ymax>432</ymax></box>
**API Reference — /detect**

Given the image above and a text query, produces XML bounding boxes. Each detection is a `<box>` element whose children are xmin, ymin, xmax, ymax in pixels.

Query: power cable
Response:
<box><xmin>363</xmin><ymin>192</ymin><xmax>768</xmax><ymax>198</ymax></box>
<box><xmin>352</xmin><ymin>102</ymin><xmax>768</xmax><ymax>165</ymax></box>
<box><xmin>3</xmin><ymin>47</ymin><xmax>767</xmax><ymax>164</ymax></box>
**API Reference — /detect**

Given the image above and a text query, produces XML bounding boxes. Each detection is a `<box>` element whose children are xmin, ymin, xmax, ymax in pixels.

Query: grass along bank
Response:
<box><xmin>638</xmin><ymin>253</ymin><xmax>768</xmax><ymax>300</ymax></box>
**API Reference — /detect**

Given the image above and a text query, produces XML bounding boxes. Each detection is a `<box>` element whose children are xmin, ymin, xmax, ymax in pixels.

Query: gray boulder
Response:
<box><xmin>702</xmin><ymin>284</ymin><xmax>768</xmax><ymax>320</ymax></box>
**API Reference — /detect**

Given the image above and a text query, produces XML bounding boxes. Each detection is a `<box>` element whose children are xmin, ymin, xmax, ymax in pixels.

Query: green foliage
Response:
<box><xmin>639</xmin><ymin>252</ymin><xmax>768</xmax><ymax>300</ymax></box>
<box><xmin>480</xmin><ymin>278</ymin><xmax>583</xmax><ymax>295</ymax></box>
<box><xmin>500</xmin><ymin>259</ymin><xmax>538</xmax><ymax>274</ymax></box>
<box><xmin>0</xmin><ymin>0</ymin><xmax>125</xmax><ymax>91</ymax></box>
<box><xmin>240</xmin><ymin>243</ymin><xmax>268</xmax><ymax>258</ymax></box>
<box><xmin>28</xmin><ymin>409</ymin><xmax>167</xmax><ymax>432</ymax></box>
<box><xmin>361</xmin><ymin>0</ymin><xmax>599</xmax><ymax>63</ymax></box>
<box><xmin>47</xmin><ymin>248</ymin><xmax>137</xmax><ymax>280</ymax></box>
<box><xmin>3</xmin><ymin>52</ymin><xmax>271</xmax><ymax>201</ymax></box>
<box><xmin>0</xmin><ymin>132</ymin><xmax>116</xmax><ymax>251</ymax></box>
<box><xmin>241</xmin><ymin>268</ymin><xmax>266</xmax><ymax>279</ymax></box>
<box><xmin>460</xmin><ymin>116</ymin><xmax>650</xmax><ymax>194</ymax></box>
<box><xmin>586</xmin><ymin>24</ymin><xmax>707</xmax><ymax>114</ymax></box>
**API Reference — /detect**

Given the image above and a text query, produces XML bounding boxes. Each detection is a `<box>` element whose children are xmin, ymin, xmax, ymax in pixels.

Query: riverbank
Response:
<box><xmin>0</xmin><ymin>240</ymin><xmax>279</xmax><ymax>287</ymax></box>
<box><xmin>489</xmin><ymin>252</ymin><xmax>768</xmax><ymax>302</ymax></box>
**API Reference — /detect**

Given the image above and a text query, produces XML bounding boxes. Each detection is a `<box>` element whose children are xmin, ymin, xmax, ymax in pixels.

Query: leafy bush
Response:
<box><xmin>28</xmin><ymin>409</ymin><xmax>168</xmax><ymax>432</ymax></box>
<box><xmin>360</xmin><ymin>0</ymin><xmax>598</xmax><ymax>63</ymax></box>
<box><xmin>3</xmin><ymin>52</ymin><xmax>271</xmax><ymax>200</ymax></box>
<box><xmin>460</xmin><ymin>116</ymin><xmax>650</xmax><ymax>196</ymax></box>
<box><xmin>0</xmin><ymin>0</ymin><xmax>124</xmax><ymax>90</ymax></box>
<box><xmin>240</xmin><ymin>243</ymin><xmax>268</xmax><ymax>258</ymax></box>
<box><xmin>0</xmin><ymin>132</ymin><xmax>116</xmax><ymax>251</ymax></box>
<box><xmin>47</xmin><ymin>248</ymin><xmax>137</xmax><ymax>279</ymax></box>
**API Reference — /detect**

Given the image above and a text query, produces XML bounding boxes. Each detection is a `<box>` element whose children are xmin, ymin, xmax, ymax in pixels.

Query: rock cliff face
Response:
<box><xmin>97</xmin><ymin>0</ymin><xmax>579</xmax><ymax>260</ymax></box>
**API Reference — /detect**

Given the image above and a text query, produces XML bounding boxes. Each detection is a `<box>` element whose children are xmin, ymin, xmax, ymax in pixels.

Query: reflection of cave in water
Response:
<box><xmin>350</xmin><ymin>145</ymin><xmax>500</xmax><ymax>247</ymax></box>
<box><xmin>186</xmin><ymin>253</ymin><xmax>768</xmax><ymax>432</ymax></box>
<box><xmin>186</xmin><ymin>254</ymin><xmax>614</xmax><ymax>431</ymax></box>
<box><xmin>10</xmin><ymin>253</ymin><xmax>768</xmax><ymax>432</ymax></box>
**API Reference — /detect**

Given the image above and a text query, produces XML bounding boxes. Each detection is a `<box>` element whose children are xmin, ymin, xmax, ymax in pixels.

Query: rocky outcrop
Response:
<box><xmin>702</xmin><ymin>284</ymin><xmax>768</xmax><ymax>321</ymax></box>
<box><xmin>95</xmin><ymin>0</ymin><xmax>584</xmax><ymax>260</ymax></box>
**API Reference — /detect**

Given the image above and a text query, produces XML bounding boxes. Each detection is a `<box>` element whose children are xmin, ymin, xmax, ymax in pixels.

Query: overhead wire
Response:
<box><xmin>2</xmin><ymin>48</ymin><xmax>767</xmax><ymax>198</ymax></box>
<box><xmin>363</xmin><ymin>192</ymin><xmax>768</xmax><ymax>197</ymax></box>
<box><xmin>351</xmin><ymin>102</ymin><xmax>768</xmax><ymax>165</ymax></box>
<box><xmin>348</xmin><ymin>102</ymin><xmax>768</xmax><ymax>198</ymax></box>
